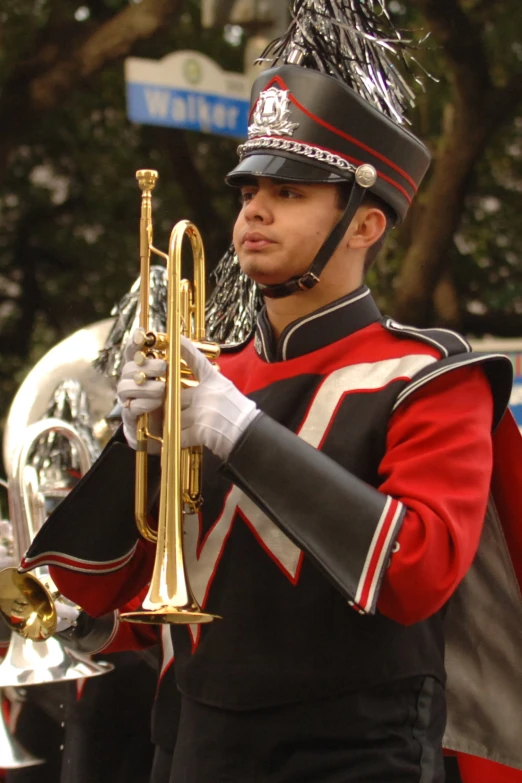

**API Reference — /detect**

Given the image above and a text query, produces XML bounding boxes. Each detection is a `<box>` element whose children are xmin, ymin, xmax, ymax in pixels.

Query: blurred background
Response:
<box><xmin>1</xmin><ymin>0</ymin><xmax>522</xmax><ymax>464</ymax></box>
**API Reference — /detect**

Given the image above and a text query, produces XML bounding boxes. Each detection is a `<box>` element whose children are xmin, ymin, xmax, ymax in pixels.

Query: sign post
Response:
<box><xmin>124</xmin><ymin>51</ymin><xmax>250</xmax><ymax>138</ymax></box>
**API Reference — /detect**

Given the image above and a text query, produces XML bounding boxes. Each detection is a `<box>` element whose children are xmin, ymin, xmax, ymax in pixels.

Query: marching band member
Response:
<box><xmin>18</xmin><ymin>1</ymin><xmax>522</xmax><ymax>781</ymax></box>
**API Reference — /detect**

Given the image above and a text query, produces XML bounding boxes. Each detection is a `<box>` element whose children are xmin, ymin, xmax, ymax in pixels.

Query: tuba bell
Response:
<box><xmin>0</xmin><ymin>687</ymin><xmax>45</xmax><ymax>769</ymax></box>
<box><xmin>120</xmin><ymin>169</ymin><xmax>220</xmax><ymax>625</ymax></box>
<box><xmin>0</xmin><ymin>482</ymin><xmax>45</xmax><ymax>768</ymax></box>
<box><xmin>0</xmin><ymin>344</ymin><xmax>116</xmax><ymax>681</ymax></box>
<box><xmin>0</xmin><ymin>417</ymin><xmax>111</xmax><ymax>683</ymax></box>
<box><xmin>0</xmin><ymin>419</ymin><xmax>91</xmax><ymax>643</ymax></box>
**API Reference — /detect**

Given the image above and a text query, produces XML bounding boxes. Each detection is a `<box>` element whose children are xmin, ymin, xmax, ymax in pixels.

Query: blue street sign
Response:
<box><xmin>125</xmin><ymin>51</ymin><xmax>250</xmax><ymax>139</ymax></box>
<box><xmin>126</xmin><ymin>83</ymin><xmax>249</xmax><ymax>138</ymax></box>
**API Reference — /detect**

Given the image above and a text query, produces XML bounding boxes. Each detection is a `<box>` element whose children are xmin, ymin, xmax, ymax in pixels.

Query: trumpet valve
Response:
<box><xmin>134</xmin><ymin>371</ymin><xmax>147</xmax><ymax>386</ymax></box>
<box><xmin>133</xmin><ymin>328</ymin><xmax>148</xmax><ymax>348</ymax></box>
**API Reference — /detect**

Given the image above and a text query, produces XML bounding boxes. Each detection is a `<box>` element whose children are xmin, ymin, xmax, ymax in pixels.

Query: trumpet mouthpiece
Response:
<box><xmin>136</xmin><ymin>170</ymin><xmax>159</xmax><ymax>192</ymax></box>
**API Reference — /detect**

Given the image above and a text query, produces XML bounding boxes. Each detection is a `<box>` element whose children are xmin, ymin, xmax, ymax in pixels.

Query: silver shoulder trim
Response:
<box><xmin>392</xmin><ymin>354</ymin><xmax>506</xmax><ymax>411</ymax></box>
<box><xmin>255</xmin><ymin>324</ymin><xmax>270</xmax><ymax>362</ymax></box>
<box><xmin>384</xmin><ymin>318</ymin><xmax>471</xmax><ymax>358</ymax></box>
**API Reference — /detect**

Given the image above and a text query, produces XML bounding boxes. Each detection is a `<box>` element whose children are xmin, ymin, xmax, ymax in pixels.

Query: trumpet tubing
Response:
<box><xmin>121</xmin><ymin>170</ymin><xmax>220</xmax><ymax>626</ymax></box>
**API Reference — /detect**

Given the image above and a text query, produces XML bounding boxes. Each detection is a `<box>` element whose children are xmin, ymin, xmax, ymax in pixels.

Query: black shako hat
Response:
<box><xmin>227</xmin><ymin>64</ymin><xmax>431</xmax><ymax>224</ymax></box>
<box><xmin>224</xmin><ymin>0</ymin><xmax>432</xmax><ymax>299</ymax></box>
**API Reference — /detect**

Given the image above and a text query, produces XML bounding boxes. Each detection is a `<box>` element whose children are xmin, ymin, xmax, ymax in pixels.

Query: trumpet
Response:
<box><xmin>120</xmin><ymin>170</ymin><xmax>220</xmax><ymax>626</ymax></box>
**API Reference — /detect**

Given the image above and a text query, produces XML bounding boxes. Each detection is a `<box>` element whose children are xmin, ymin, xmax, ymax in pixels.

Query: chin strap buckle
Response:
<box><xmin>297</xmin><ymin>271</ymin><xmax>320</xmax><ymax>291</ymax></box>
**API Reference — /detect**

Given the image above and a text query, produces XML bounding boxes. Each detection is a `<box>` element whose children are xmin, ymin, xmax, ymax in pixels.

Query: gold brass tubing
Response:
<box><xmin>123</xmin><ymin>221</ymin><xmax>217</xmax><ymax>623</ymax></box>
<box><xmin>188</xmin><ymin>447</ymin><xmax>202</xmax><ymax>507</ymax></box>
<box><xmin>135</xmin><ymin>423</ymin><xmax>157</xmax><ymax>543</ymax></box>
<box><xmin>180</xmin><ymin>280</ymin><xmax>191</xmax><ymax>339</ymax></box>
<box><xmin>134</xmin><ymin>170</ymin><xmax>160</xmax><ymax>543</ymax></box>
<box><xmin>136</xmin><ymin>170</ymin><xmax>158</xmax><ymax>327</ymax></box>
<box><xmin>183</xmin><ymin>228</ymin><xmax>205</xmax><ymax>509</ymax></box>
<box><xmin>192</xmin><ymin>225</ymin><xmax>206</xmax><ymax>342</ymax></box>
<box><xmin>123</xmin><ymin>169</ymin><xmax>221</xmax><ymax>624</ymax></box>
<box><xmin>180</xmin><ymin>277</ymin><xmax>192</xmax><ymax>508</ymax></box>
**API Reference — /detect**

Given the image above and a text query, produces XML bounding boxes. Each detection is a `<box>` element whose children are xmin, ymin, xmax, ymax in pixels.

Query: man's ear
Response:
<box><xmin>347</xmin><ymin>207</ymin><xmax>387</xmax><ymax>250</ymax></box>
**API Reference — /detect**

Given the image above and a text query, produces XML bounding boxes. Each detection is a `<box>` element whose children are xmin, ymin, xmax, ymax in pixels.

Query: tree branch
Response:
<box><xmin>418</xmin><ymin>0</ymin><xmax>491</xmax><ymax>105</ymax></box>
<box><xmin>30</xmin><ymin>0</ymin><xmax>184</xmax><ymax>110</ymax></box>
<box><xmin>0</xmin><ymin>0</ymin><xmax>183</xmax><ymax>182</ymax></box>
<box><xmin>392</xmin><ymin>0</ymin><xmax>522</xmax><ymax>326</ymax></box>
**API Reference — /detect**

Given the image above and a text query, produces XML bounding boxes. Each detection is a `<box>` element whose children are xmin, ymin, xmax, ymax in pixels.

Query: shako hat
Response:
<box><xmin>225</xmin><ymin>0</ymin><xmax>432</xmax><ymax>299</ymax></box>
<box><xmin>227</xmin><ymin>63</ymin><xmax>430</xmax><ymax>224</ymax></box>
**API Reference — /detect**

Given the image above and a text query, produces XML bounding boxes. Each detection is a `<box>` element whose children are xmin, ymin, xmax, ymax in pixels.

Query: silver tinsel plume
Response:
<box><xmin>93</xmin><ymin>266</ymin><xmax>168</xmax><ymax>378</ymax></box>
<box><xmin>258</xmin><ymin>0</ymin><xmax>422</xmax><ymax>124</ymax></box>
<box><xmin>206</xmin><ymin>244</ymin><xmax>262</xmax><ymax>345</ymax></box>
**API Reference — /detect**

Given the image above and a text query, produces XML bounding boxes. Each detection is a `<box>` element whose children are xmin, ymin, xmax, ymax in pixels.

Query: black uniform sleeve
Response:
<box><xmin>20</xmin><ymin>427</ymin><xmax>161</xmax><ymax>575</ymax></box>
<box><xmin>56</xmin><ymin>611</ymin><xmax>118</xmax><ymax>655</ymax></box>
<box><xmin>222</xmin><ymin>413</ymin><xmax>405</xmax><ymax>614</ymax></box>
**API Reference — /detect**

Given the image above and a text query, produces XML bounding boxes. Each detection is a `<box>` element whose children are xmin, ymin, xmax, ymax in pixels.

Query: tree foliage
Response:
<box><xmin>378</xmin><ymin>0</ymin><xmax>522</xmax><ymax>332</ymax></box>
<box><xmin>0</xmin><ymin>0</ymin><xmax>242</xmax><ymax>432</ymax></box>
<box><xmin>0</xmin><ymin>0</ymin><xmax>521</xmax><ymax>448</ymax></box>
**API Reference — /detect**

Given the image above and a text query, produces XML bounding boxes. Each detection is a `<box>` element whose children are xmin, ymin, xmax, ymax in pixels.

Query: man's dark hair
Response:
<box><xmin>337</xmin><ymin>183</ymin><xmax>395</xmax><ymax>276</ymax></box>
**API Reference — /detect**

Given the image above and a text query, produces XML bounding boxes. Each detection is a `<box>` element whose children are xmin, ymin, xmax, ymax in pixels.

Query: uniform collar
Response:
<box><xmin>254</xmin><ymin>285</ymin><xmax>381</xmax><ymax>362</ymax></box>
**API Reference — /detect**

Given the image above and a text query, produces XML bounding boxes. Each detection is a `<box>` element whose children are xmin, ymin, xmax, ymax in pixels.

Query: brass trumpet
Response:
<box><xmin>120</xmin><ymin>170</ymin><xmax>220</xmax><ymax>626</ymax></box>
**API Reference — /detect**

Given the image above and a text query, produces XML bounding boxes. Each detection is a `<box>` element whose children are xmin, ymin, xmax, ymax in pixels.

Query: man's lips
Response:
<box><xmin>242</xmin><ymin>232</ymin><xmax>275</xmax><ymax>250</ymax></box>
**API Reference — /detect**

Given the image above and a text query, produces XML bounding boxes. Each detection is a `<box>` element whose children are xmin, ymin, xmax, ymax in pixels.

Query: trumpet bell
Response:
<box><xmin>0</xmin><ymin>632</ymin><xmax>113</xmax><ymax>687</ymax></box>
<box><xmin>0</xmin><ymin>689</ymin><xmax>44</xmax><ymax>768</ymax></box>
<box><xmin>0</xmin><ymin>568</ymin><xmax>56</xmax><ymax>642</ymax></box>
<box><xmin>121</xmin><ymin>603</ymin><xmax>217</xmax><ymax>625</ymax></box>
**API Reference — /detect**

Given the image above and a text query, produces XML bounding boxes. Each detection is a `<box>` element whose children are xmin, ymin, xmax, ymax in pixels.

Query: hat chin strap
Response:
<box><xmin>259</xmin><ymin>181</ymin><xmax>367</xmax><ymax>300</ymax></box>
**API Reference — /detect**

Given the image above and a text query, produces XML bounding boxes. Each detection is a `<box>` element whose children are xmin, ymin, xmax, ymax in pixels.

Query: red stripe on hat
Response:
<box><xmin>256</xmin><ymin>75</ymin><xmax>418</xmax><ymax>194</ymax></box>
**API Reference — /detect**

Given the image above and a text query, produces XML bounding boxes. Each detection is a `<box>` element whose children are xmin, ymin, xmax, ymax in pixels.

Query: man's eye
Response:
<box><xmin>280</xmin><ymin>188</ymin><xmax>300</xmax><ymax>199</ymax></box>
<box><xmin>240</xmin><ymin>191</ymin><xmax>255</xmax><ymax>203</ymax></box>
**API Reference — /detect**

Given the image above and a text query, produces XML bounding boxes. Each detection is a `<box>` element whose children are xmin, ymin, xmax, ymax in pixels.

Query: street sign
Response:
<box><xmin>125</xmin><ymin>50</ymin><xmax>250</xmax><ymax>138</ymax></box>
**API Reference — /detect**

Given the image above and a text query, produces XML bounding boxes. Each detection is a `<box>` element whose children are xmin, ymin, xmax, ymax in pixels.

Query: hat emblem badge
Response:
<box><xmin>248</xmin><ymin>87</ymin><xmax>299</xmax><ymax>139</ymax></box>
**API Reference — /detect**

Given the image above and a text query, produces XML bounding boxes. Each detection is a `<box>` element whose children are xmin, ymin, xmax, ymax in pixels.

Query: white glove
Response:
<box><xmin>116</xmin><ymin>339</ymin><xmax>167</xmax><ymax>453</ymax></box>
<box><xmin>180</xmin><ymin>335</ymin><xmax>260</xmax><ymax>462</ymax></box>
<box><xmin>54</xmin><ymin>598</ymin><xmax>81</xmax><ymax>634</ymax></box>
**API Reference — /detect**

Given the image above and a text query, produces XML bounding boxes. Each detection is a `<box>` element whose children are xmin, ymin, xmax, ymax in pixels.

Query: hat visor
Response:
<box><xmin>226</xmin><ymin>152</ymin><xmax>351</xmax><ymax>186</ymax></box>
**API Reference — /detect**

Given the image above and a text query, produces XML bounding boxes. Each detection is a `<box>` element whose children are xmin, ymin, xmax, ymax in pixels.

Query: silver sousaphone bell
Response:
<box><xmin>0</xmin><ymin>484</ymin><xmax>44</xmax><ymax>768</ymax></box>
<box><xmin>0</xmin><ymin>686</ymin><xmax>45</xmax><ymax>768</ymax></box>
<box><xmin>0</xmin><ymin>321</ymin><xmax>117</xmax><ymax>686</ymax></box>
<box><xmin>0</xmin><ymin>421</ymin><xmax>112</xmax><ymax>683</ymax></box>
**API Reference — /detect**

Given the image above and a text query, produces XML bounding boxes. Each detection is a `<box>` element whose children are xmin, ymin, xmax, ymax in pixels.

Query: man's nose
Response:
<box><xmin>244</xmin><ymin>192</ymin><xmax>272</xmax><ymax>222</ymax></box>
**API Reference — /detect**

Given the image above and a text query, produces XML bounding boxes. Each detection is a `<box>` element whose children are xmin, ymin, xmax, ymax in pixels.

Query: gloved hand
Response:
<box><xmin>180</xmin><ymin>335</ymin><xmax>260</xmax><ymax>462</ymax></box>
<box><xmin>117</xmin><ymin>338</ymin><xmax>167</xmax><ymax>453</ymax></box>
<box><xmin>54</xmin><ymin>598</ymin><xmax>81</xmax><ymax>634</ymax></box>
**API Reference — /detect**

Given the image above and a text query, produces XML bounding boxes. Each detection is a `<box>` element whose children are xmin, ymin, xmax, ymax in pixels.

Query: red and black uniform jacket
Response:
<box><xmin>20</xmin><ymin>287</ymin><xmax>521</xmax><ymax>765</ymax></box>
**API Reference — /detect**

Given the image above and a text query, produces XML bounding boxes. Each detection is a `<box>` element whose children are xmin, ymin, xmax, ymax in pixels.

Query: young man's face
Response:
<box><xmin>232</xmin><ymin>177</ymin><xmax>343</xmax><ymax>287</ymax></box>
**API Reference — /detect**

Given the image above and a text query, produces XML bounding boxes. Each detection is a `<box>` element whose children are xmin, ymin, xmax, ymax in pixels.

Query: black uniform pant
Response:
<box><xmin>151</xmin><ymin>675</ymin><xmax>446</xmax><ymax>783</ymax></box>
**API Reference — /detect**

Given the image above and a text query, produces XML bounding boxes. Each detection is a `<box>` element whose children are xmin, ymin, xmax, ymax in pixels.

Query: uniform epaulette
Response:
<box><xmin>382</xmin><ymin>317</ymin><xmax>472</xmax><ymax>358</ymax></box>
<box><xmin>383</xmin><ymin>317</ymin><xmax>513</xmax><ymax>430</ymax></box>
